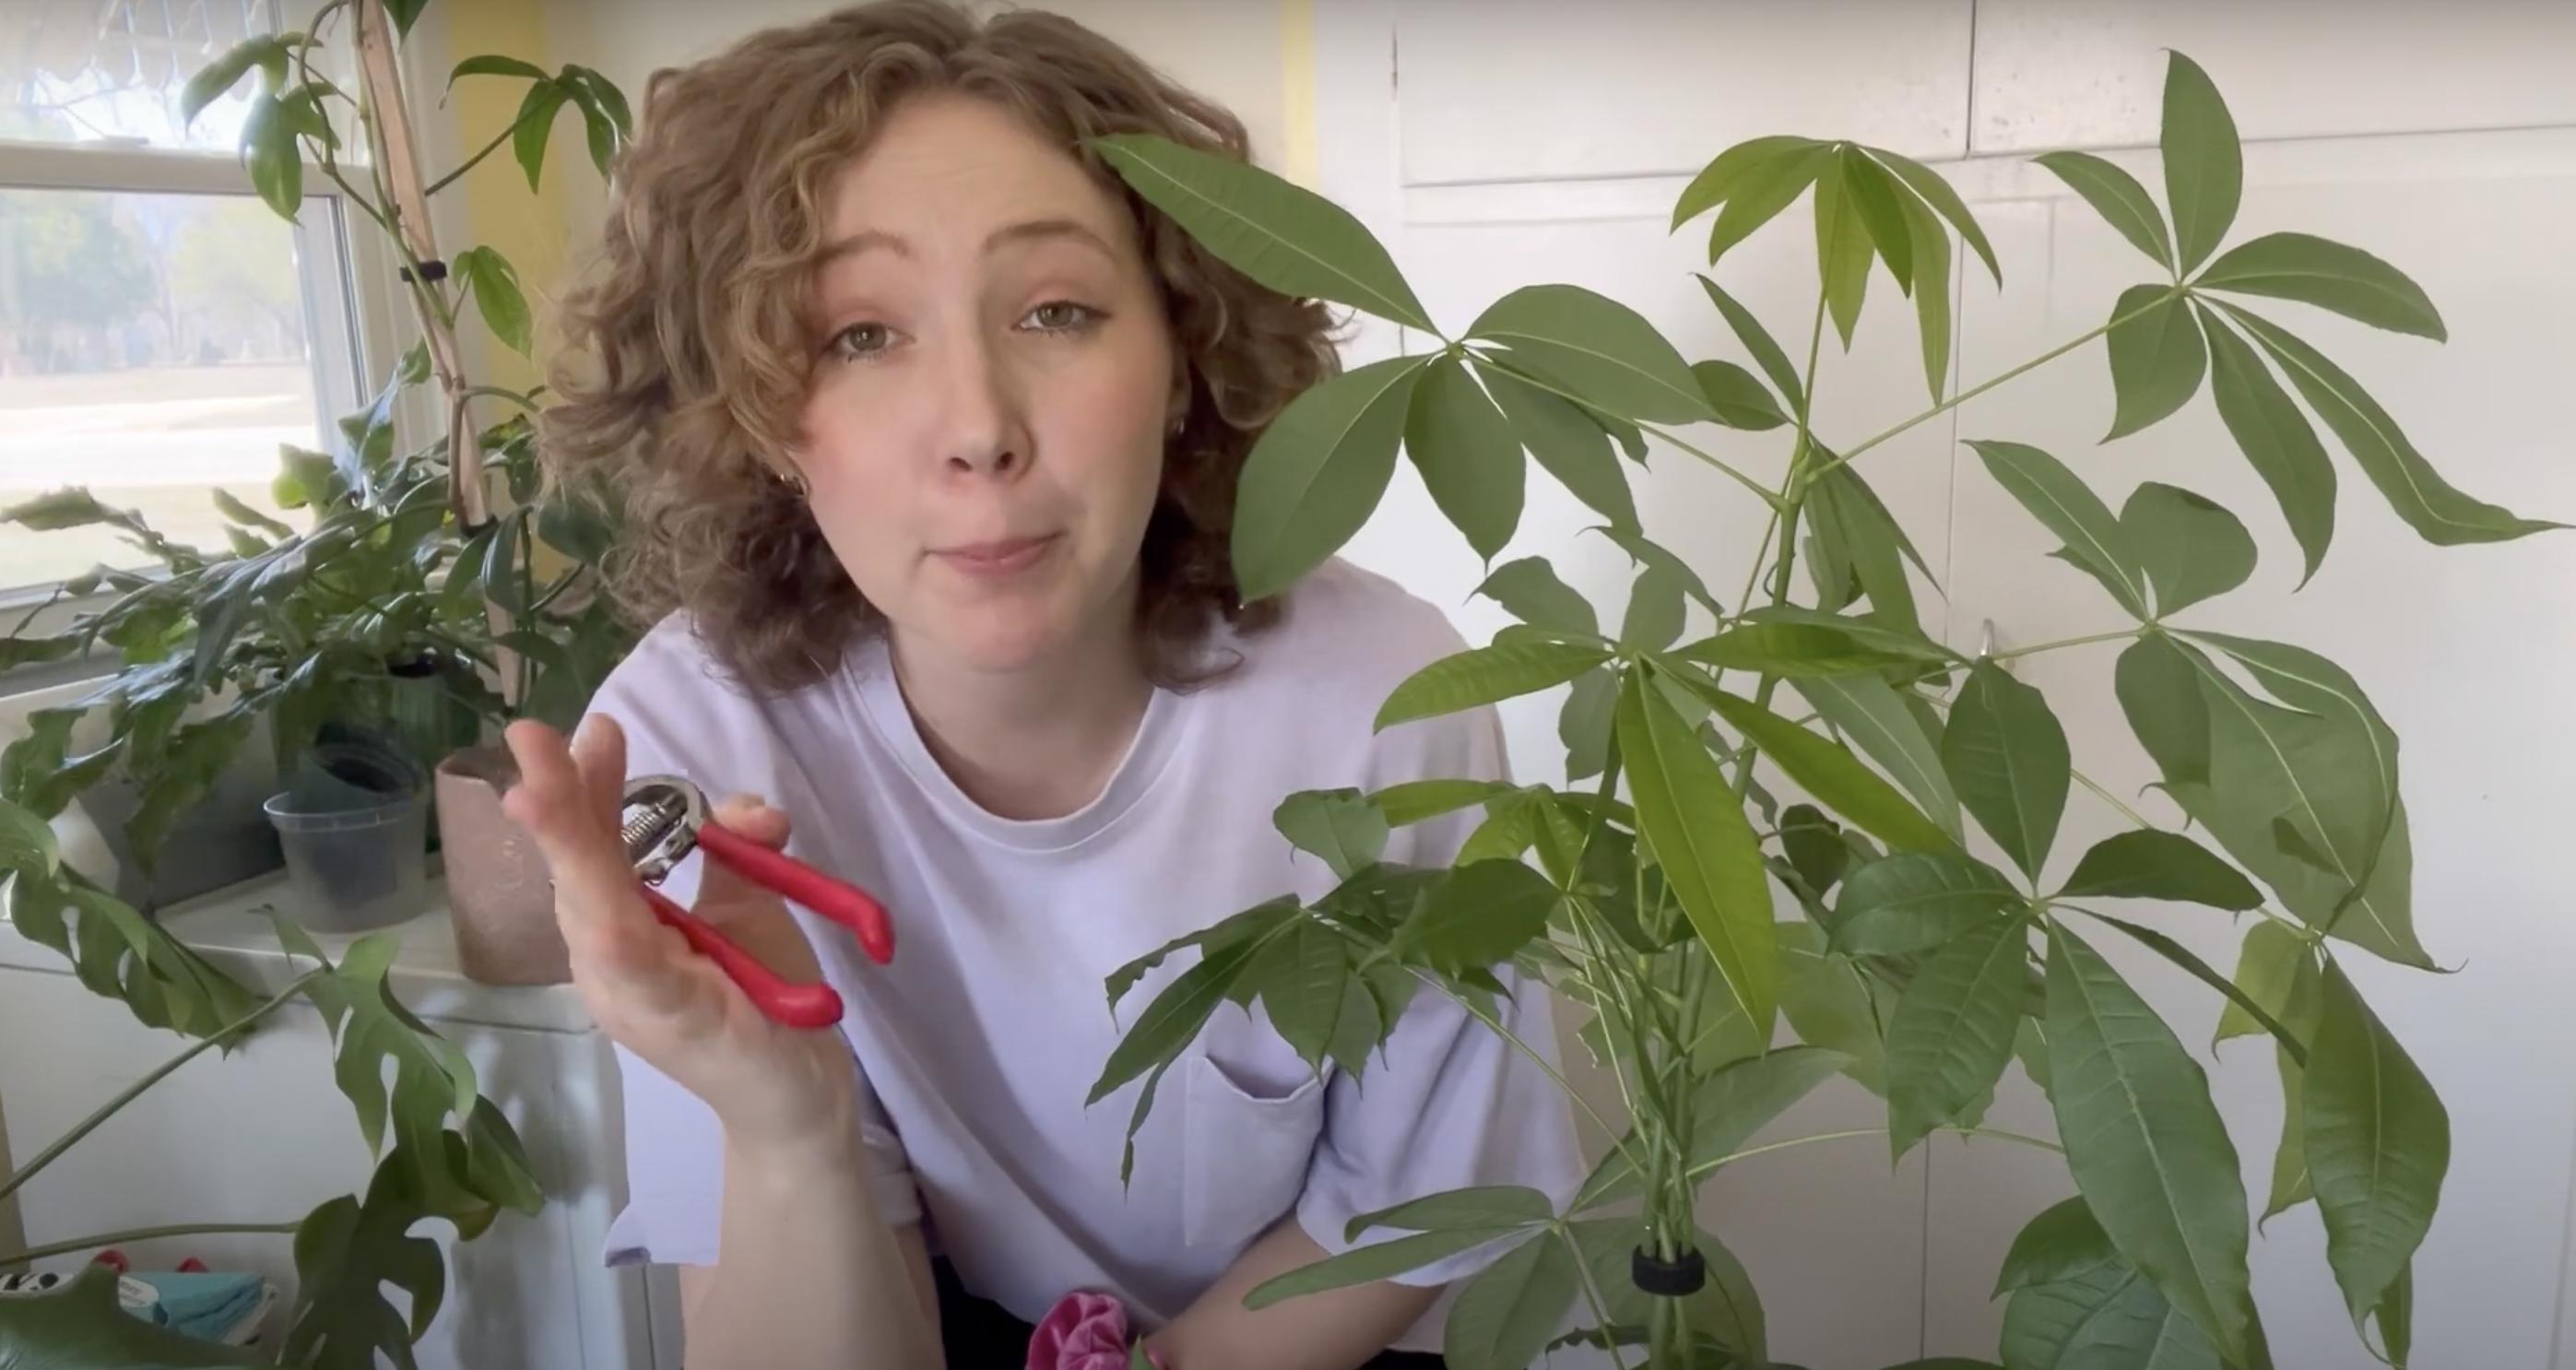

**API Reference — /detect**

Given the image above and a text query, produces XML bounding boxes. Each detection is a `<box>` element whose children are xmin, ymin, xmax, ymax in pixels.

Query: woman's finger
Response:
<box><xmin>503</xmin><ymin>719</ymin><xmax>664</xmax><ymax>963</ymax></box>
<box><xmin>572</xmin><ymin>713</ymin><xmax>631</xmax><ymax>833</ymax></box>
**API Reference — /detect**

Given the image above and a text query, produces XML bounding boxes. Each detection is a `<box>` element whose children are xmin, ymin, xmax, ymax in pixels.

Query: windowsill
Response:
<box><xmin>0</xmin><ymin>864</ymin><xmax>593</xmax><ymax>1036</ymax></box>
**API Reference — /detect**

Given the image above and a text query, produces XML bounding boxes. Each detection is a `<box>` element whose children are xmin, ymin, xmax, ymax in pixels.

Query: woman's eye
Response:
<box><xmin>1022</xmin><ymin>301</ymin><xmax>1104</xmax><ymax>334</ymax></box>
<box><xmin>827</xmin><ymin>323</ymin><xmax>894</xmax><ymax>360</ymax></box>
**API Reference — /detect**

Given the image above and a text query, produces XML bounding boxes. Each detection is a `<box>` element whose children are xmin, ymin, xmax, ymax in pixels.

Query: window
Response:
<box><xmin>1</xmin><ymin>1</ymin><xmax>374</xmax><ymax>597</ymax></box>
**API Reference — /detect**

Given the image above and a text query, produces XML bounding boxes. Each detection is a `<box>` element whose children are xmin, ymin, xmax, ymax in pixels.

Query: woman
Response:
<box><xmin>510</xmin><ymin>3</ymin><xmax>1579</xmax><ymax>1366</ymax></box>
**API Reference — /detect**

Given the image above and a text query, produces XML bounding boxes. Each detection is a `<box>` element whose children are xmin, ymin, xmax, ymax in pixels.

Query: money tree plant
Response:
<box><xmin>1087</xmin><ymin>52</ymin><xmax>2553</xmax><ymax>1370</ymax></box>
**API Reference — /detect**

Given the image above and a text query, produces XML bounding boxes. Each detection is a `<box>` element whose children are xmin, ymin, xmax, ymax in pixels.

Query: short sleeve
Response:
<box><xmin>1295</xmin><ymin>701</ymin><xmax>1585</xmax><ymax>1283</ymax></box>
<box><xmin>587</xmin><ymin>636</ymin><xmax>923</xmax><ymax>1267</ymax></box>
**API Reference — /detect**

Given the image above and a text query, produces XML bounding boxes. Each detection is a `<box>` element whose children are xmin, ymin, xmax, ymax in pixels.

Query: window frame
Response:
<box><xmin>0</xmin><ymin>7</ymin><xmax>410</xmax><ymax>691</ymax></box>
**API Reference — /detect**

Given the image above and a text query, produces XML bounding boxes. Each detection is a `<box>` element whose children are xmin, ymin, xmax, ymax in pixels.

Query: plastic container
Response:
<box><xmin>263</xmin><ymin>791</ymin><xmax>430</xmax><ymax>932</ymax></box>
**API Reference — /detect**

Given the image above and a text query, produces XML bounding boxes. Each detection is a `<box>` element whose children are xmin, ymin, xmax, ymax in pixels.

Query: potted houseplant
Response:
<box><xmin>1</xmin><ymin>0</ymin><xmax>636</xmax><ymax>982</ymax></box>
<box><xmin>1091</xmin><ymin>52</ymin><xmax>2552</xmax><ymax>1368</ymax></box>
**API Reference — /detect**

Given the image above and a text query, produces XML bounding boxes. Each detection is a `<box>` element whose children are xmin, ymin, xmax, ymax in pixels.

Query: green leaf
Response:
<box><xmin>1839</xmin><ymin>146</ymin><xmax>1917</xmax><ymax>295</ymax></box>
<box><xmin>454</xmin><ymin>245</ymin><xmax>533</xmax><ymax>356</ymax></box>
<box><xmin>512</xmin><ymin>78</ymin><xmax>570</xmax><ymax>190</ymax></box>
<box><xmin>1442</xmin><ymin>1229</ymin><xmax>1581</xmax><ymax>1370</ymax></box>
<box><xmin>1996</xmin><ymin>1196</ymin><xmax>2117</xmax><ymax>1295</ymax></box>
<box><xmin>1369</xmin><ymin>778</ymin><xmax>1513</xmax><ymax>828</ymax></box>
<box><xmin>1696</xmin><ymin>274</ymin><xmax>1803</xmax><ymax>411</ymax></box>
<box><xmin>1475</xmin><ymin>360</ymin><xmax>1638</xmax><ymax>531</ymax></box>
<box><xmin>1707</xmin><ymin>141</ymin><xmax>1837</xmax><ymax>266</ymax></box>
<box><xmin>1089</xmin><ymin>925</ymin><xmax>1281</xmax><ymax>1104</ymax></box>
<box><xmin>1693</xmin><ymin>360</ymin><xmax>1788</xmax><ymax>431</ymax></box>
<box><xmin>2121</xmin><ymin>482</ymin><xmax>2253</xmax><ymax>616</ymax></box>
<box><xmin>1470</xmin><ymin>285</ymin><xmax>1714</xmax><ymax>425</ymax></box>
<box><xmin>2035</xmin><ymin>151</ymin><xmax>2174</xmax><ymax>268</ymax></box>
<box><xmin>2088</xmin><ymin>913</ymin><xmax>2307</xmax><ymax>1069</ymax></box>
<box><xmin>1813</xmin><ymin>155</ymin><xmax>1874</xmax><ymax>348</ymax></box>
<box><xmin>1795</xmin><ymin>673</ymin><xmax>1960</xmax><ymax>842</ymax></box>
<box><xmin>2104</xmin><ymin>286</ymin><xmax>2206</xmax><ymax>442</ymax></box>
<box><xmin>1376</xmin><ymin>638</ymin><xmax>1611</xmax><ymax>730</ymax></box>
<box><xmin>1701</xmin><ymin>684</ymin><xmax>1947</xmax><ymax>852</ymax></box>
<box><xmin>2161</xmin><ymin>52</ymin><xmax>2243</xmax><ymax>277</ymax></box>
<box><xmin>1253</xmin><ymin>917</ymin><xmax>1354</xmax><ymax>1069</ymax></box>
<box><xmin>2198</xmin><ymin>306</ymin><xmax>2338</xmax><ymax>584</ymax></box>
<box><xmin>2045</xmin><ymin>921</ymin><xmax>2256</xmax><ymax>1364</ymax></box>
<box><xmin>2115</xmin><ymin>634</ymin><xmax>2211</xmax><ymax>788</ymax></box>
<box><xmin>447</xmin><ymin>54</ymin><xmax>549</xmax><ymax>88</ymax></box>
<box><xmin>1833</xmin><ymin>849</ymin><xmax>2019</xmax><ymax>956</ymax></box>
<box><xmin>0</xmin><ymin>1261</ymin><xmax>269</xmax><ymax>1366</ymax></box>
<box><xmin>2223</xmin><ymin>304</ymin><xmax>2563</xmax><ymax>546</ymax></box>
<box><xmin>1273</xmin><ymin>788</ymin><xmax>1388</xmax><ymax>879</ymax></box>
<box><xmin>1672</xmin><ymin>135</ymin><xmax>1826</xmax><ymax>230</ymax></box>
<box><xmin>2306</xmin><ymin>961</ymin><xmax>2450</xmax><ymax>1329</ymax></box>
<box><xmin>2002</xmin><ymin>1243</ymin><xmax>2225</xmax><ymax>1370</ymax></box>
<box><xmin>1679</xmin><ymin>621</ymin><xmax>1938</xmax><ymax>678</ymax></box>
<box><xmin>285</xmin><ymin>1144</ymin><xmax>457</xmax><ymax>1368</ymax></box>
<box><xmin>1394</xmin><ymin>859</ymin><xmax>1558</xmax><ymax>974</ymax></box>
<box><xmin>1621</xmin><ymin>561</ymin><xmax>1688</xmax><ymax>651</ymax></box>
<box><xmin>561</xmin><ymin>65</ymin><xmax>633</xmax><ymax>136</ymax></box>
<box><xmin>536</xmin><ymin>489</ymin><xmax>614</xmax><ymax>564</ymax></box>
<box><xmin>0</xmin><ymin>797</ymin><xmax>61</xmax><ymax>880</ymax></box>
<box><xmin>1405</xmin><ymin>356</ymin><xmax>1523</xmax><ymax>560</ymax></box>
<box><xmin>1475</xmin><ymin>557</ymin><xmax>1597</xmax><ymax>635</ymax></box>
<box><xmin>2373</xmin><ymin>1264</ymin><xmax>2414</xmax><ymax>1368</ymax></box>
<box><xmin>1559</xmin><ymin>667</ymin><xmax>1619</xmax><ymax>783</ymax></box>
<box><xmin>1348</xmin><ymin>1185</ymin><xmax>1554</xmax><ymax>1238</ymax></box>
<box><xmin>1618</xmin><ymin>669</ymin><xmax>1778</xmax><ymax>1033</ymax></box>
<box><xmin>1246</xmin><ymin>1225</ymin><xmax>1515</xmax><ymax>1309</ymax></box>
<box><xmin>1684</xmin><ymin>1229</ymin><xmax>1768</xmax><ymax>1362</ymax></box>
<box><xmin>2265</xmin><ymin>958</ymin><xmax>2322</xmax><ymax>1226</ymax></box>
<box><xmin>1105</xmin><ymin>898</ymin><xmax>1299</xmax><ymax>1011</ymax></box>
<box><xmin>1235</xmin><ymin>355</ymin><xmax>1429</xmax><ymax>600</ymax></box>
<box><xmin>2216</xmin><ymin>921</ymin><xmax>2312</xmax><ymax>1047</ymax></box>
<box><xmin>241</xmin><ymin>90</ymin><xmax>305</xmax><ymax>220</ymax></box>
<box><xmin>573</xmin><ymin>89</ymin><xmax>619</xmax><ymax>177</ymax></box>
<box><xmin>1967</xmin><ymin>440</ymin><xmax>2150</xmax><ymax>618</ymax></box>
<box><xmin>1593</xmin><ymin>525</ymin><xmax>1723</xmax><ymax>616</ymax></box>
<box><xmin>1779</xmin><ymin>920</ymin><xmax>1896</xmax><ymax>1093</ymax></box>
<box><xmin>181</xmin><ymin>41</ymin><xmax>281</xmax><ymax>128</ymax></box>
<box><xmin>381</xmin><ymin>0</ymin><xmax>430</xmax><ymax>35</ymax></box>
<box><xmin>1887</xmin><ymin>913</ymin><xmax>2029</xmax><ymax>1156</ymax></box>
<box><xmin>1942</xmin><ymin>661</ymin><xmax>2071</xmax><ymax>880</ymax></box>
<box><xmin>1093</xmin><ymin>133</ymin><xmax>1435</xmax><ymax>333</ymax></box>
<box><xmin>2061</xmin><ymin>830</ymin><xmax>2261</xmax><ymax>911</ymax></box>
<box><xmin>210</xmin><ymin>487</ymin><xmax>294</xmax><ymax>538</ymax></box>
<box><xmin>2180</xmin><ymin>632</ymin><xmax>2428</xmax><ymax>967</ymax></box>
<box><xmin>1897</xmin><ymin>182</ymin><xmax>1955</xmax><ymax>403</ymax></box>
<box><xmin>2015</xmin><ymin>1018</ymin><xmax>2055</xmax><ymax>1103</ymax></box>
<box><xmin>1779</xmin><ymin>808</ymin><xmax>1849</xmax><ymax>899</ymax></box>
<box><xmin>1804</xmin><ymin>463</ymin><xmax>1928</xmax><ymax>632</ymax></box>
<box><xmin>1865</xmin><ymin>146</ymin><xmax>2003</xmax><ymax>285</ymax></box>
<box><xmin>1578</xmin><ymin>1046</ymin><xmax>1849</xmax><ymax>1207</ymax></box>
<box><xmin>2199</xmin><ymin>231</ymin><xmax>2443</xmax><ymax>340</ymax></box>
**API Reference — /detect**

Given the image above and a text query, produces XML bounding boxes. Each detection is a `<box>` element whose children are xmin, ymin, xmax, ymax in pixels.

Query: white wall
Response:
<box><xmin>1318</xmin><ymin>1</ymin><xmax>2576</xmax><ymax>1366</ymax></box>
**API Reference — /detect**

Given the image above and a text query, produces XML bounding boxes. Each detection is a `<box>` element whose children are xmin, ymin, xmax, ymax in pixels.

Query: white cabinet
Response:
<box><xmin>0</xmin><ymin>875</ymin><xmax>681</xmax><ymax>1369</ymax></box>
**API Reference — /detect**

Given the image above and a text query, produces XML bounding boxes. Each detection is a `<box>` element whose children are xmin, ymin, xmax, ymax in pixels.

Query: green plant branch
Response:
<box><xmin>425</xmin><ymin>94</ymin><xmax>559</xmax><ymax>198</ymax></box>
<box><xmin>1727</xmin><ymin>287</ymin><xmax>1831</xmax><ymax>799</ymax></box>
<box><xmin>1802</xmin><ymin>284</ymin><xmax>2185</xmax><ymax>488</ymax></box>
<box><xmin>1987</xmin><ymin>626</ymin><xmax>2145</xmax><ymax>663</ymax></box>
<box><xmin>459</xmin><ymin>384</ymin><xmax>540</xmax><ymax>413</ymax></box>
<box><xmin>6</xmin><ymin>1221</ymin><xmax>302</xmax><ymax>1267</ymax></box>
<box><xmin>1559</xmin><ymin>1221</ymin><xmax>1637</xmax><ymax>1370</ymax></box>
<box><xmin>1682</xmin><ymin>1124</ymin><xmax>2064</xmax><ymax>1183</ymax></box>
<box><xmin>1469</xmin><ymin>348</ymin><xmax>1781</xmax><ymax>510</ymax></box>
<box><xmin>0</xmin><ymin>969</ymin><xmax>324</xmax><ymax>1204</ymax></box>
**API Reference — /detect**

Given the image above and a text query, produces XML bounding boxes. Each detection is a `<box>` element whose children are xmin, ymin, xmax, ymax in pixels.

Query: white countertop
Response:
<box><xmin>0</xmin><ymin>866</ymin><xmax>597</xmax><ymax>1035</ymax></box>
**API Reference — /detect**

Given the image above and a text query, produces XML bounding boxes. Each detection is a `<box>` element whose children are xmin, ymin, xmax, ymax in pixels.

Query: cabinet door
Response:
<box><xmin>0</xmin><ymin>964</ymin><xmax>652</xmax><ymax>1369</ymax></box>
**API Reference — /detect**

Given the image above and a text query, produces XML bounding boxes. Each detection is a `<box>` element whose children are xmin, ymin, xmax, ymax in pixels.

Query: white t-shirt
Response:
<box><xmin>590</xmin><ymin>558</ymin><xmax>1582</xmax><ymax>1347</ymax></box>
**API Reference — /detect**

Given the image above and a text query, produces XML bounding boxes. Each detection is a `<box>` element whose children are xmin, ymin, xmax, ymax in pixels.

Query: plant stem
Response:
<box><xmin>459</xmin><ymin>384</ymin><xmax>539</xmax><ymax>413</ymax></box>
<box><xmin>0</xmin><ymin>970</ymin><xmax>325</xmax><ymax>1204</ymax></box>
<box><xmin>1952</xmin><ymin>1127</ymin><xmax>2067</xmax><ymax>1156</ymax></box>
<box><xmin>1727</xmin><ymin>288</ymin><xmax>1829</xmax><ymax>798</ymax></box>
<box><xmin>1988</xmin><ymin>627</ymin><xmax>2144</xmax><ymax>663</ymax></box>
<box><xmin>1560</xmin><ymin>1222</ymin><xmax>1637</xmax><ymax>1370</ymax></box>
<box><xmin>1802</xmin><ymin>284</ymin><xmax>2184</xmax><ymax>487</ymax></box>
<box><xmin>6</xmin><ymin>1221</ymin><xmax>301</xmax><ymax>1266</ymax></box>
<box><xmin>1470</xmin><ymin>350</ymin><xmax>1782</xmax><ymax>510</ymax></box>
<box><xmin>424</xmin><ymin>95</ymin><xmax>557</xmax><ymax>198</ymax></box>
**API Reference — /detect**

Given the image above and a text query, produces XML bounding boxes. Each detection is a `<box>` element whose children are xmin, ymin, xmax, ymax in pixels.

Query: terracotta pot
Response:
<box><xmin>434</xmin><ymin>744</ymin><xmax>570</xmax><ymax>986</ymax></box>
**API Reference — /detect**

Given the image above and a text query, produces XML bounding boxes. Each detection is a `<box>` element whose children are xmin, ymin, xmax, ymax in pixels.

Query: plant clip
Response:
<box><xmin>1631</xmin><ymin>1244</ymin><xmax>1707</xmax><ymax>1297</ymax></box>
<box><xmin>398</xmin><ymin>257</ymin><xmax>450</xmax><ymax>284</ymax></box>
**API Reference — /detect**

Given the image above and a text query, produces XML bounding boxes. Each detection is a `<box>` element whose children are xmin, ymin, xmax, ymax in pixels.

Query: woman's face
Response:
<box><xmin>795</xmin><ymin>92</ymin><xmax>1176</xmax><ymax>676</ymax></box>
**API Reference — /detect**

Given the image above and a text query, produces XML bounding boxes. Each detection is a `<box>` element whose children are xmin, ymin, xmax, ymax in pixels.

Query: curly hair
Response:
<box><xmin>543</xmin><ymin>0</ymin><xmax>1337</xmax><ymax>692</ymax></box>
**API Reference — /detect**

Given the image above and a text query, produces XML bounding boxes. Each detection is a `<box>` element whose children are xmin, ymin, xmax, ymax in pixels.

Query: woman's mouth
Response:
<box><xmin>933</xmin><ymin>534</ymin><xmax>1059</xmax><ymax>577</ymax></box>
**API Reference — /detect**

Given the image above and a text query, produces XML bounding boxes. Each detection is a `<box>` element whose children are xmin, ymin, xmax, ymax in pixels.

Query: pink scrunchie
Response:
<box><xmin>1025</xmin><ymin>1290</ymin><xmax>1166</xmax><ymax>1369</ymax></box>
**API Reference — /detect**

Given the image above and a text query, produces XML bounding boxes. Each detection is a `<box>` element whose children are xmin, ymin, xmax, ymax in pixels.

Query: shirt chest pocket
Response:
<box><xmin>1181</xmin><ymin>1051</ymin><xmax>1326</xmax><ymax>1249</ymax></box>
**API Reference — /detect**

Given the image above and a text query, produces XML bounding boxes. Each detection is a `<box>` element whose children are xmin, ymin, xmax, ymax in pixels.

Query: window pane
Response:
<box><xmin>1</xmin><ymin>187</ymin><xmax>325</xmax><ymax>591</ymax></box>
<box><xmin>0</xmin><ymin>2</ymin><xmax>350</xmax><ymax>154</ymax></box>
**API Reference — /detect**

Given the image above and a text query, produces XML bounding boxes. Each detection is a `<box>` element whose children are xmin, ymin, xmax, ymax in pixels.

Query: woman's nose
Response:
<box><xmin>938</xmin><ymin>336</ymin><xmax>1030</xmax><ymax>478</ymax></box>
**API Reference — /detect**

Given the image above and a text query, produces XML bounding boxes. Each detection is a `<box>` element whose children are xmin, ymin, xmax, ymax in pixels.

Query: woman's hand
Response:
<box><xmin>502</xmin><ymin>715</ymin><xmax>858</xmax><ymax>1153</ymax></box>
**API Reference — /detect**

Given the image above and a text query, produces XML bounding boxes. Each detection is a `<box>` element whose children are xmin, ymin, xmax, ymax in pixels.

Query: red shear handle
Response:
<box><xmin>637</xmin><ymin>884</ymin><xmax>845</xmax><ymax>1029</ymax></box>
<box><xmin>693</xmin><ymin>821</ymin><xmax>896</xmax><ymax>965</ymax></box>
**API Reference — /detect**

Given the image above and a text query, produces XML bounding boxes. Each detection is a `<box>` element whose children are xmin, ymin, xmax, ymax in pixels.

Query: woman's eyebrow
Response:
<box><xmin>816</xmin><ymin>218</ymin><xmax>1118</xmax><ymax>264</ymax></box>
